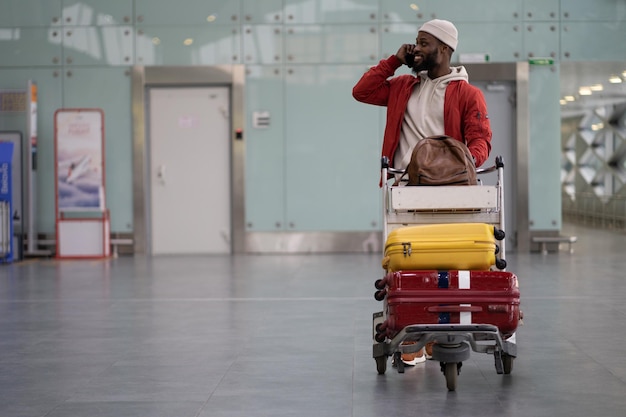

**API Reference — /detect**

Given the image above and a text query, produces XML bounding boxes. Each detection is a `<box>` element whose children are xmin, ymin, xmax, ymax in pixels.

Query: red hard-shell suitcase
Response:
<box><xmin>376</xmin><ymin>270</ymin><xmax>520</xmax><ymax>339</ymax></box>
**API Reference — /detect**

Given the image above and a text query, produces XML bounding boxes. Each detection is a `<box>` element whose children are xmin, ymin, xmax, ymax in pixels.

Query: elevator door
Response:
<box><xmin>148</xmin><ymin>87</ymin><xmax>231</xmax><ymax>255</ymax></box>
<box><xmin>473</xmin><ymin>81</ymin><xmax>517</xmax><ymax>250</ymax></box>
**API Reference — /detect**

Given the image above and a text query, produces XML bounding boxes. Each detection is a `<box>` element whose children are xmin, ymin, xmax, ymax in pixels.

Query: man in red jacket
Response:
<box><xmin>354</xmin><ymin>19</ymin><xmax>492</xmax><ymax>366</ymax></box>
<box><xmin>353</xmin><ymin>19</ymin><xmax>492</xmax><ymax>173</ymax></box>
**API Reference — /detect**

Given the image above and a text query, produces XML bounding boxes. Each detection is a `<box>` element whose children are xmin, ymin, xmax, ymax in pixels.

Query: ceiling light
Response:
<box><xmin>183</xmin><ymin>38</ymin><xmax>193</xmax><ymax>46</ymax></box>
<box><xmin>560</xmin><ymin>99</ymin><xmax>567</xmax><ymax>105</ymax></box>
<box><xmin>410</xmin><ymin>4</ymin><xmax>419</xmax><ymax>11</ymax></box>
<box><xmin>578</xmin><ymin>87</ymin><xmax>592</xmax><ymax>96</ymax></box>
<box><xmin>207</xmin><ymin>15</ymin><xmax>216</xmax><ymax>22</ymax></box>
<box><xmin>564</xmin><ymin>95</ymin><xmax>575</xmax><ymax>101</ymax></box>
<box><xmin>152</xmin><ymin>37</ymin><xmax>161</xmax><ymax>45</ymax></box>
<box><xmin>622</xmin><ymin>70</ymin><xmax>626</xmax><ymax>77</ymax></box>
<box><xmin>590</xmin><ymin>84</ymin><xmax>603</xmax><ymax>91</ymax></box>
<box><xmin>609</xmin><ymin>75</ymin><xmax>623</xmax><ymax>83</ymax></box>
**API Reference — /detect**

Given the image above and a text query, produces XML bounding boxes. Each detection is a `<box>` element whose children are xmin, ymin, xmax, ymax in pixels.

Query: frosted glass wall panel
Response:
<box><xmin>242</xmin><ymin>0</ymin><xmax>283</xmax><ymax>24</ymax></box>
<box><xmin>62</xmin><ymin>67</ymin><xmax>133</xmax><ymax>232</ymax></box>
<box><xmin>380</xmin><ymin>23</ymin><xmax>422</xmax><ymax>63</ymax></box>
<box><xmin>284</xmin><ymin>65</ymin><xmax>381</xmax><ymax>231</ymax></box>
<box><xmin>61</xmin><ymin>0</ymin><xmax>133</xmax><ymax>26</ymax></box>
<box><xmin>380</xmin><ymin>23</ymin><xmax>424</xmax><ymax>65</ymax></box>
<box><xmin>63</xmin><ymin>26</ymin><xmax>134</xmax><ymax>66</ymax></box>
<box><xmin>135</xmin><ymin>0</ymin><xmax>241</xmax><ymax>25</ymax></box>
<box><xmin>380</xmin><ymin>1</ymin><xmax>422</xmax><ymax>23</ymax></box>
<box><xmin>284</xmin><ymin>25</ymin><xmax>378</xmax><ymax>64</ymax></box>
<box><xmin>455</xmin><ymin>23</ymin><xmax>523</xmax><ymax>63</ymax></box>
<box><xmin>285</xmin><ymin>0</ymin><xmax>378</xmax><ymax>24</ymax></box>
<box><xmin>523</xmin><ymin>22</ymin><xmax>559</xmax><ymax>60</ymax></box>
<box><xmin>523</xmin><ymin>0</ymin><xmax>559</xmax><ymax>20</ymax></box>
<box><xmin>0</xmin><ymin>27</ymin><xmax>62</xmax><ymax>67</ymax></box>
<box><xmin>382</xmin><ymin>0</ymin><xmax>522</xmax><ymax>23</ymax></box>
<box><xmin>0</xmin><ymin>0</ymin><xmax>62</xmax><ymax>27</ymax></box>
<box><xmin>243</xmin><ymin>25</ymin><xmax>283</xmax><ymax>64</ymax></box>
<box><xmin>528</xmin><ymin>63</ymin><xmax>561</xmax><ymax>230</ymax></box>
<box><xmin>0</xmin><ymin>68</ymin><xmax>62</xmax><ymax>233</ymax></box>
<box><xmin>561</xmin><ymin>21</ymin><xmax>626</xmax><ymax>61</ymax></box>
<box><xmin>381</xmin><ymin>22</ymin><xmax>523</xmax><ymax>64</ymax></box>
<box><xmin>245</xmin><ymin>65</ymin><xmax>285</xmax><ymax>231</ymax></box>
<box><xmin>136</xmin><ymin>26</ymin><xmax>241</xmax><ymax>66</ymax></box>
<box><xmin>561</xmin><ymin>0</ymin><xmax>626</xmax><ymax>20</ymax></box>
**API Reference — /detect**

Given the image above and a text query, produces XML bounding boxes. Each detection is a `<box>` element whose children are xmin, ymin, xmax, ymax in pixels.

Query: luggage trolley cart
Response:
<box><xmin>372</xmin><ymin>156</ymin><xmax>521</xmax><ymax>391</ymax></box>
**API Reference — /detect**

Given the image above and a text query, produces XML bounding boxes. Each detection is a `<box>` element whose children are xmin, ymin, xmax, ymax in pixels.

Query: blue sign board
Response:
<box><xmin>0</xmin><ymin>141</ymin><xmax>14</xmax><ymax>262</ymax></box>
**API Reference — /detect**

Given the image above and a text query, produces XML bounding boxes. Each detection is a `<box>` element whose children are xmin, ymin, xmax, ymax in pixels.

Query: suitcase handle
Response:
<box><xmin>427</xmin><ymin>305</ymin><xmax>483</xmax><ymax>313</ymax></box>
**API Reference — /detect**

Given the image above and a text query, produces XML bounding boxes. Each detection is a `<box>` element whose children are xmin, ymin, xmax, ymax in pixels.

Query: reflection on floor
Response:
<box><xmin>0</xmin><ymin>223</ymin><xmax>625</xmax><ymax>417</ymax></box>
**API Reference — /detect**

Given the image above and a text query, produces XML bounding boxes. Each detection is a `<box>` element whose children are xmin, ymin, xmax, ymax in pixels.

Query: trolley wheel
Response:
<box><xmin>375</xmin><ymin>356</ymin><xmax>387</xmax><ymax>375</ymax></box>
<box><xmin>496</xmin><ymin>258</ymin><xmax>507</xmax><ymax>270</ymax></box>
<box><xmin>494</xmin><ymin>227</ymin><xmax>506</xmax><ymax>241</ymax></box>
<box><xmin>502</xmin><ymin>354</ymin><xmax>514</xmax><ymax>375</ymax></box>
<box><xmin>444</xmin><ymin>362</ymin><xmax>458</xmax><ymax>391</ymax></box>
<box><xmin>374</xmin><ymin>290</ymin><xmax>386</xmax><ymax>301</ymax></box>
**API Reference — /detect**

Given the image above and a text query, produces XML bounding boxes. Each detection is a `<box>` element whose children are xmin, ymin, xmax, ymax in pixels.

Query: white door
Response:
<box><xmin>148</xmin><ymin>87</ymin><xmax>231</xmax><ymax>255</ymax></box>
<box><xmin>473</xmin><ymin>81</ymin><xmax>517</xmax><ymax>250</ymax></box>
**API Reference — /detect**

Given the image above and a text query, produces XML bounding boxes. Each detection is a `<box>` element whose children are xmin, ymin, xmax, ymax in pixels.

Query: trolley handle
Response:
<box><xmin>387</xmin><ymin>167</ymin><xmax>406</xmax><ymax>176</ymax></box>
<box><xmin>383</xmin><ymin>156</ymin><xmax>504</xmax><ymax>176</ymax></box>
<box><xmin>381</xmin><ymin>157</ymin><xmax>406</xmax><ymax>175</ymax></box>
<box><xmin>476</xmin><ymin>156</ymin><xmax>505</xmax><ymax>175</ymax></box>
<box><xmin>476</xmin><ymin>166</ymin><xmax>497</xmax><ymax>175</ymax></box>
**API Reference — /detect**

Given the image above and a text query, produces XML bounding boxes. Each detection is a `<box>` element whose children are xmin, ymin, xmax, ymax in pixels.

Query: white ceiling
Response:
<box><xmin>560</xmin><ymin>61</ymin><xmax>626</xmax><ymax>116</ymax></box>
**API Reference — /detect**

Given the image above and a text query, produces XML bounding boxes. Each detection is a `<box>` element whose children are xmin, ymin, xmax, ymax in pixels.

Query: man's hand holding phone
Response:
<box><xmin>396</xmin><ymin>44</ymin><xmax>417</xmax><ymax>67</ymax></box>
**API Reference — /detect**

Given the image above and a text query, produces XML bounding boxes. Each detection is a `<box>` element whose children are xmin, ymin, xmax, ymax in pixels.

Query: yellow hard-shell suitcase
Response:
<box><xmin>383</xmin><ymin>223</ymin><xmax>503</xmax><ymax>271</ymax></box>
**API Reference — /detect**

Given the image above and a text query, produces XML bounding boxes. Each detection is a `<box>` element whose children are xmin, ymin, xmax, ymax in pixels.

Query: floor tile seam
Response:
<box><xmin>471</xmin><ymin>358</ymin><xmax>510</xmax><ymax>400</ymax></box>
<box><xmin>351</xmin><ymin>317</ymin><xmax>359</xmax><ymax>417</ymax></box>
<box><xmin>59</xmin><ymin>353</ymin><xmax>134</xmax><ymax>406</ymax></box>
<box><xmin>38</xmin><ymin>391</ymin><xmax>85</xmax><ymax>417</ymax></box>
<box><xmin>191</xmin><ymin>353</ymin><xmax>238</xmax><ymax>417</ymax></box>
<box><xmin>140</xmin><ymin>297</ymin><xmax>373</xmax><ymax>302</ymax></box>
<box><xmin>1</xmin><ymin>295</ymin><xmax>619</xmax><ymax>303</ymax></box>
<box><xmin>556</xmin><ymin>333</ymin><xmax>626</xmax><ymax>384</ymax></box>
<box><xmin>0</xmin><ymin>299</ymin><xmax>114</xmax><ymax>304</ymax></box>
<box><xmin>516</xmin><ymin>296</ymin><xmax>617</xmax><ymax>300</ymax></box>
<box><xmin>139</xmin><ymin>297</ymin><xmax>372</xmax><ymax>302</ymax></box>
<box><xmin>0</xmin><ymin>297</ymin><xmax>373</xmax><ymax>303</ymax></box>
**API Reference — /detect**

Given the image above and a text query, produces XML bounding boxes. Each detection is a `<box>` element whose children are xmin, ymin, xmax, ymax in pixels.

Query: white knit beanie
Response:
<box><xmin>418</xmin><ymin>19</ymin><xmax>458</xmax><ymax>50</ymax></box>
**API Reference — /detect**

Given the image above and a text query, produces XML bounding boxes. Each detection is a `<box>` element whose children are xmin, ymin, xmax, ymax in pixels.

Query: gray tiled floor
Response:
<box><xmin>1</xmin><ymin>222</ymin><xmax>625</xmax><ymax>417</ymax></box>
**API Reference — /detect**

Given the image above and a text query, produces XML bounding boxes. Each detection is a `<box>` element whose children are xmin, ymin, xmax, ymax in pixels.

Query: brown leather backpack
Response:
<box><xmin>406</xmin><ymin>135</ymin><xmax>477</xmax><ymax>186</ymax></box>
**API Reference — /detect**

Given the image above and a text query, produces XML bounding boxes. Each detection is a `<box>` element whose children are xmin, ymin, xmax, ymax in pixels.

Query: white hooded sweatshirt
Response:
<box><xmin>393</xmin><ymin>66</ymin><xmax>469</xmax><ymax>170</ymax></box>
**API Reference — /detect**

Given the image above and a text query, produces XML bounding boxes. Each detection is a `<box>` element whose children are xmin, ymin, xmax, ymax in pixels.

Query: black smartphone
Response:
<box><xmin>405</xmin><ymin>53</ymin><xmax>415</xmax><ymax>67</ymax></box>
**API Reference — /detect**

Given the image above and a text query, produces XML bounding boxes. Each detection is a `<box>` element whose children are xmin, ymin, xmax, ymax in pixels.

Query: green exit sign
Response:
<box><xmin>528</xmin><ymin>58</ymin><xmax>554</xmax><ymax>65</ymax></box>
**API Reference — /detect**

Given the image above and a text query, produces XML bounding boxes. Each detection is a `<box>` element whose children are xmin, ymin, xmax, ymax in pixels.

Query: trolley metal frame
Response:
<box><xmin>372</xmin><ymin>156</ymin><xmax>518</xmax><ymax>390</ymax></box>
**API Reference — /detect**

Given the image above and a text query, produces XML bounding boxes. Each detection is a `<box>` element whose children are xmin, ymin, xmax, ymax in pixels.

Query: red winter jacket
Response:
<box><xmin>352</xmin><ymin>55</ymin><xmax>492</xmax><ymax>168</ymax></box>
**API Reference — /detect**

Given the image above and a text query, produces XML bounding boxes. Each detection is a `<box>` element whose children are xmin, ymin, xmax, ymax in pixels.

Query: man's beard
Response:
<box><xmin>411</xmin><ymin>49</ymin><xmax>439</xmax><ymax>75</ymax></box>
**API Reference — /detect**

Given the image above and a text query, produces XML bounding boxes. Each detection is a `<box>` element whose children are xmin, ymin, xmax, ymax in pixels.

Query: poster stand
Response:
<box><xmin>54</xmin><ymin>108</ymin><xmax>110</xmax><ymax>258</ymax></box>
